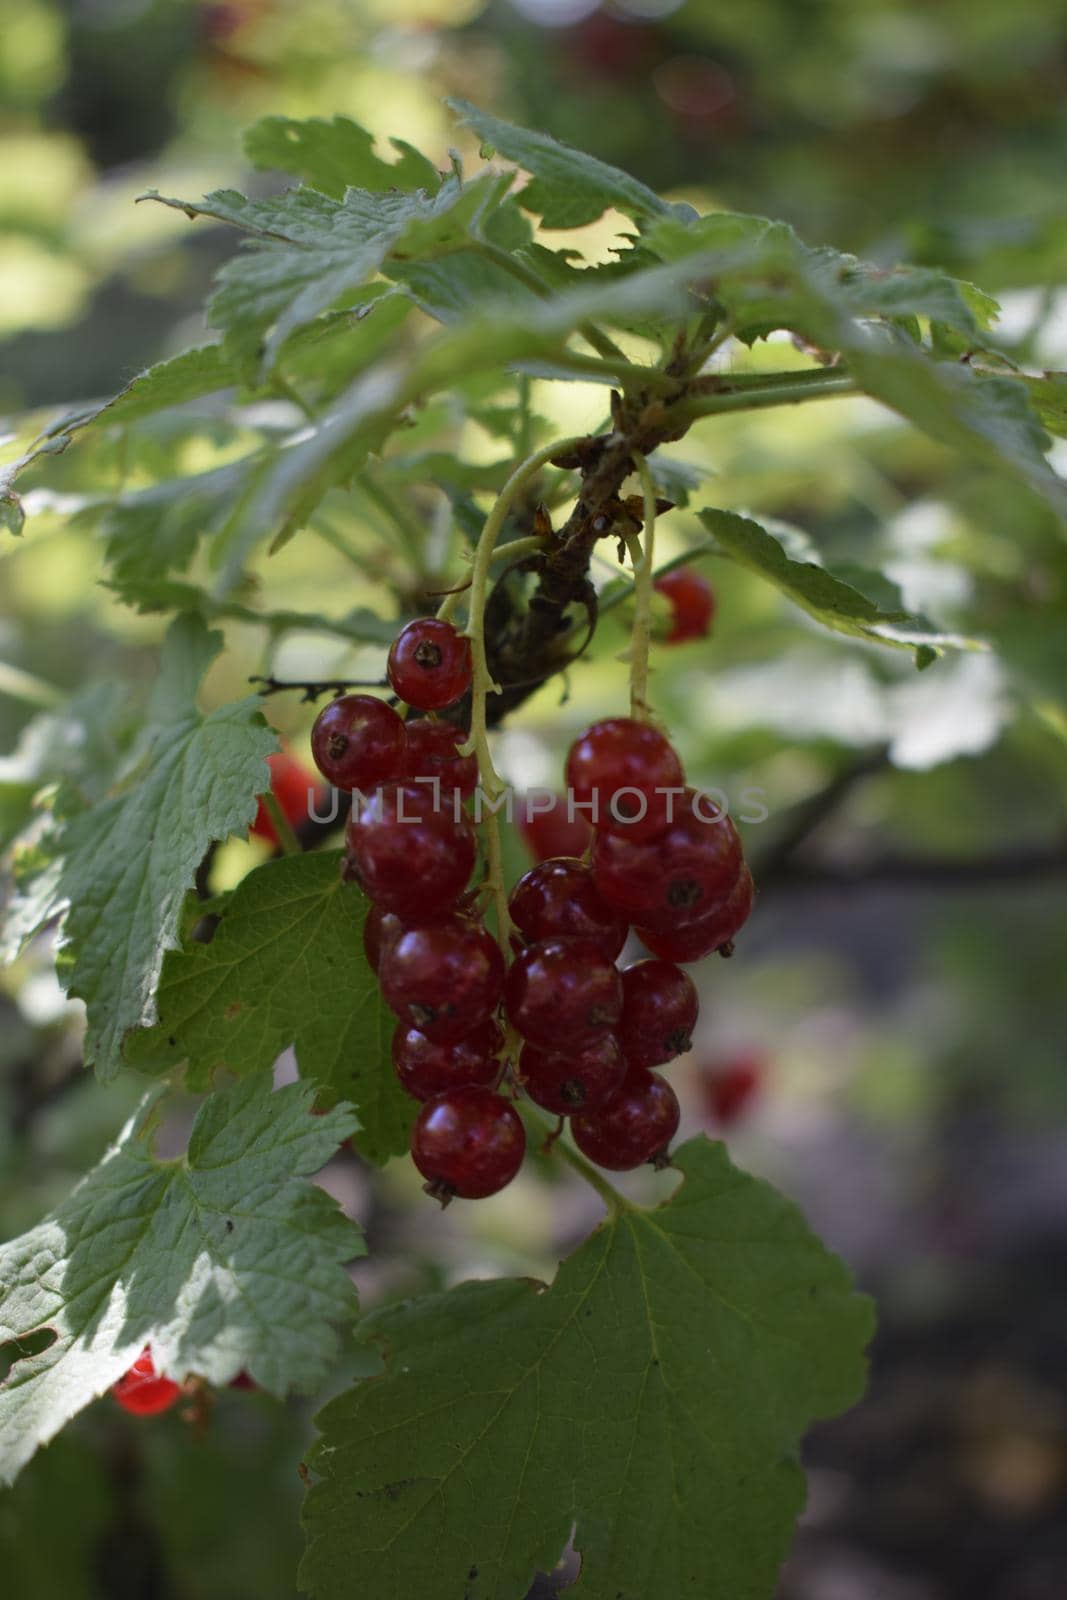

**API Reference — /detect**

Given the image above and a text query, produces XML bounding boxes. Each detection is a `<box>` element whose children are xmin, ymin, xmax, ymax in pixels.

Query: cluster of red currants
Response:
<box><xmin>308</xmin><ymin>617</ymin><xmax>753</xmax><ymax>1204</ymax></box>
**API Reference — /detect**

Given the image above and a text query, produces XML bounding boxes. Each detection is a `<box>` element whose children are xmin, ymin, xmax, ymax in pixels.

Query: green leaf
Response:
<box><xmin>0</xmin><ymin>1074</ymin><xmax>361</xmax><ymax>1486</ymax></box>
<box><xmin>55</xmin><ymin>615</ymin><xmax>277</xmax><ymax>1080</ymax></box>
<box><xmin>698</xmin><ymin>508</ymin><xmax>984</xmax><ymax>660</ymax></box>
<box><xmin>301</xmin><ymin>1137</ymin><xmax>873</xmax><ymax>1600</ymax></box>
<box><xmin>1</xmin><ymin>491</ymin><xmax>24</xmax><ymax>537</ymax></box>
<box><xmin>125</xmin><ymin>851</ymin><xmax>410</xmax><ymax>1166</ymax></box>
<box><xmin>244</xmin><ymin>114</ymin><xmax>441</xmax><ymax>199</ymax></box>
<box><xmin>447</xmin><ymin>99</ymin><xmax>683</xmax><ymax>229</ymax></box>
<box><xmin>144</xmin><ymin>175</ymin><xmax>500</xmax><ymax>368</ymax></box>
<box><xmin>1014</xmin><ymin>371</ymin><xmax>1067</xmax><ymax>438</ymax></box>
<box><xmin>94</xmin><ymin>345</ymin><xmax>238</xmax><ymax>426</ymax></box>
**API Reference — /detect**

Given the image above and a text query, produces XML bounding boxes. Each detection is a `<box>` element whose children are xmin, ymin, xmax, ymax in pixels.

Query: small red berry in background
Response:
<box><xmin>653</xmin><ymin>566</ymin><xmax>716</xmax><ymax>643</ymax></box>
<box><xmin>251</xmin><ymin>750</ymin><xmax>324</xmax><ymax>845</ymax></box>
<box><xmin>387</xmin><ymin>618</ymin><xmax>472</xmax><ymax>711</ymax></box>
<box><xmin>517</xmin><ymin>794</ymin><xmax>592</xmax><ymax>862</ymax></box>
<box><xmin>702</xmin><ymin>1052</ymin><xmax>764</xmax><ymax>1126</ymax></box>
<box><xmin>111</xmin><ymin>1347</ymin><xmax>181</xmax><ymax>1417</ymax></box>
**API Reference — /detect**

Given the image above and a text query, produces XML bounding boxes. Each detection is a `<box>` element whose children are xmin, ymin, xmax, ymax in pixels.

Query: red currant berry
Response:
<box><xmin>229</xmin><ymin>1371</ymin><xmax>256</xmax><ymax>1391</ymax></box>
<box><xmin>636</xmin><ymin>867</ymin><xmax>754</xmax><ymax>963</ymax></box>
<box><xmin>509</xmin><ymin>858</ymin><xmax>628</xmax><ymax>962</ymax></box>
<box><xmin>311</xmin><ymin>695</ymin><xmax>406</xmax><ymax>791</ymax></box>
<box><xmin>592</xmin><ymin>789</ymin><xmax>743</xmax><ymax>929</ymax></box>
<box><xmin>111</xmin><ymin>1347</ymin><xmax>181</xmax><ymax>1417</ymax></box>
<box><xmin>392</xmin><ymin>1017</ymin><xmax>504</xmax><ymax>1101</ymax></box>
<box><xmin>411</xmin><ymin>1086</ymin><xmax>526</xmax><ymax>1200</ymax></box>
<box><xmin>703</xmin><ymin>1052</ymin><xmax>762</xmax><ymax>1125</ymax></box>
<box><xmin>379</xmin><ymin>916</ymin><xmax>505</xmax><ymax>1043</ymax></box>
<box><xmin>362</xmin><ymin>905</ymin><xmax>402</xmax><ymax>975</ymax></box>
<box><xmin>505</xmin><ymin>937</ymin><xmax>623</xmax><ymax>1049</ymax></box>
<box><xmin>251</xmin><ymin>750</ymin><xmax>323</xmax><ymax>845</ymax></box>
<box><xmin>571</xmin><ymin>1067</ymin><xmax>680</xmax><ymax>1171</ymax></box>
<box><xmin>387</xmin><ymin>619</ymin><xmax>472</xmax><ymax>711</ymax></box>
<box><xmin>517</xmin><ymin>794</ymin><xmax>593</xmax><ymax>862</ymax></box>
<box><xmin>401</xmin><ymin>718</ymin><xmax>478</xmax><ymax>797</ymax></box>
<box><xmin>565</xmin><ymin>717</ymin><xmax>684</xmax><ymax>841</ymax></box>
<box><xmin>654</xmin><ymin>566</ymin><xmax>716</xmax><ymax>643</ymax></box>
<box><xmin>518</xmin><ymin>1034</ymin><xmax>625</xmax><ymax>1115</ymax></box>
<box><xmin>344</xmin><ymin>784</ymin><xmax>475</xmax><ymax>918</ymax></box>
<box><xmin>619</xmin><ymin>960</ymin><xmax>698</xmax><ymax>1068</ymax></box>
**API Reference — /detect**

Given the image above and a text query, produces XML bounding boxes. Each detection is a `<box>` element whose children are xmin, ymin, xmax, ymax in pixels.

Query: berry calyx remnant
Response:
<box><xmin>387</xmin><ymin>618</ymin><xmax>473</xmax><ymax>710</ymax></box>
<box><xmin>310</xmin><ymin>694</ymin><xmax>407</xmax><ymax>790</ymax></box>
<box><xmin>411</xmin><ymin>1086</ymin><xmax>526</xmax><ymax>1200</ymax></box>
<box><xmin>653</xmin><ymin>566</ymin><xmax>716</xmax><ymax>643</ymax></box>
<box><xmin>571</xmin><ymin>1067</ymin><xmax>681</xmax><ymax>1170</ymax></box>
<box><xmin>111</xmin><ymin>1347</ymin><xmax>182</xmax><ymax>1417</ymax></box>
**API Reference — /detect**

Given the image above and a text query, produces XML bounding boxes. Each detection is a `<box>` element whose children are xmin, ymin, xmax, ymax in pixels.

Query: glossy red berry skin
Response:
<box><xmin>411</xmin><ymin>1086</ymin><xmax>526</xmax><ymax>1200</ymax></box>
<box><xmin>362</xmin><ymin>905</ymin><xmax>402</xmax><ymax>975</ymax></box>
<box><xmin>704</xmin><ymin>1054</ymin><xmax>762</xmax><ymax>1125</ymax></box>
<box><xmin>251</xmin><ymin>751</ymin><xmax>322</xmax><ymax>845</ymax></box>
<box><xmin>592</xmin><ymin>790</ymin><xmax>744</xmax><ymax>929</ymax></box>
<box><xmin>518</xmin><ymin>1034</ymin><xmax>625</xmax><ymax>1115</ymax></box>
<box><xmin>654</xmin><ymin>566</ymin><xmax>716</xmax><ymax>643</ymax></box>
<box><xmin>387</xmin><ymin>619</ymin><xmax>472</xmax><ymax>711</ymax></box>
<box><xmin>571</xmin><ymin>1067</ymin><xmax>680</xmax><ymax>1171</ymax></box>
<box><xmin>111</xmin><ymin>1348</ymin><xmax>181</xmax><ymax>1417</ymax></box>
<box><xmin>345</xmin><ymin>784</ymin><xmax>475</xmax><ymax>919</ymax></box>
<box><xmin>636</xmin><ymin>867</ymin><xmax>754</xmax><ymax>963</ymax></box>
<box><xmin>505</xmin><ymin>937</ymin><xmax>623</xmax><ymax>1049</ymax></box>
<box><xmin>517</xmin><ymin>794</ymin><xmax>593</xmax><ymax>862</ymax></box>
<box><xmin>310</xmin><ymin>695</ymin><xmax>407</xmax><ymax>791</ymax></box>
<box><xmin>565</xmin><ymin>717</ymin><xmax>685</xmax><ymax>841</ymax></box>
<box><xmin>401</xmin><ymin>718</ymin><xmax>478</xmax><ymax>796</ymax></box>
<box><xmin>619</xmin><ymin>960</ymin><xmax>698</xmax><ymax>1069</ymax></box>
<box><xmin>392</xmin><ymin>1017</ymin><xmax>504</xmax><ymax>1101</ymax></box>
<box><xmin>379</xmin><ymin>916</ymin><xmax>505</xmax><ymax>1043</ymax></box>
<box><xmin>509</xmin><ymin>858</ymin><xmax>628</xmax><ymax>962</ymax></box>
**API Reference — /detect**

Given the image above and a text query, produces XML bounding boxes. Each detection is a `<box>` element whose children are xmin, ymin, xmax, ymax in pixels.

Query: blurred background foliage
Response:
<box><xmin>2</xmin><ymin>3</ymin><xmax>1066</xmax><ymax>1598</ymax></box>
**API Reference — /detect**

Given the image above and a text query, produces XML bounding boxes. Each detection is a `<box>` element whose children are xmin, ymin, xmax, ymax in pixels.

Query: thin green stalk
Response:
<box><xmin>262</xmin><ymin>792</ymin><xmax>301</xmax><ymax>856</ymax></box>
<box><xmin>0</xmin><ymin>661</ymin><xmax>63</xmax><ymax>708</ymax></box>
<box><xmin>679</xmin><ymin>370</ymin><xmax>857</xmax><ymax>420</ymax></box>
<box><xmin>524</xmin><ymin>1105</ymin><xmax>630</xmax><ymax>1212</ymax></box>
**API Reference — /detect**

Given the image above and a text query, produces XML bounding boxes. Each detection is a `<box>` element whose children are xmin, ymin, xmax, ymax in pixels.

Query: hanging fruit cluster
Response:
<box><xmin>307</xmin><ymin>606</ymin><xmax>754</xmax><ymax>1205</ymax></box>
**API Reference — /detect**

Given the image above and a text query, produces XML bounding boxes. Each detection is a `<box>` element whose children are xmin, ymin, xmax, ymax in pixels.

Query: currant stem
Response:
<box><xmin>524</xmin><ymin>1105</ymin><xmax>630</xmax><ymax>1211</ymax></box>
<box><xmin>261</xmin><ymin>792</ymin><xmax>301</xmax><ymax>856</ymax></box>
<box><xmin>626</xmin><ymin>451</ymin><xmax>658</xmax><ymax>722</ymax></box>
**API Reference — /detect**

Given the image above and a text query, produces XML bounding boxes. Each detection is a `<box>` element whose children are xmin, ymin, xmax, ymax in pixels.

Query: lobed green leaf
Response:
<box><xmin>301</xmin><ymin>1137</ymin><xmax>874</xmax><ymax>1600</ymax></box>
